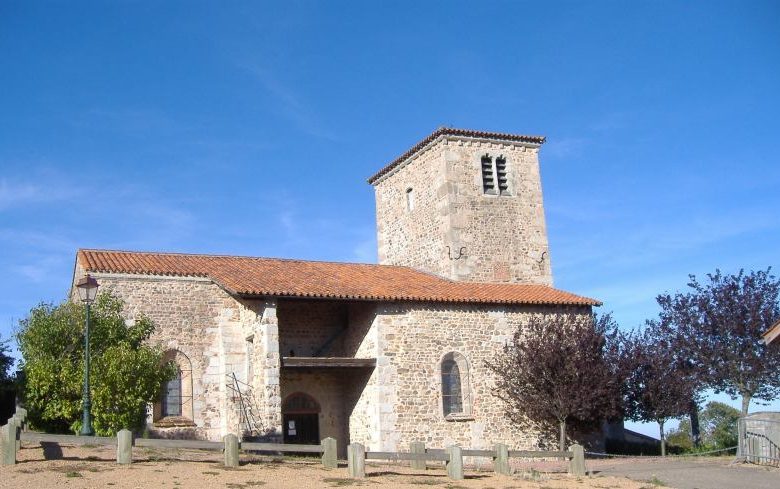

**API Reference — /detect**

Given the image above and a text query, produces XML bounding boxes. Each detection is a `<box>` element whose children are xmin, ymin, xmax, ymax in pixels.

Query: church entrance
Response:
<box><xmin>282</xmin><ymin>392</ymin><xmax>320</xmax><ymax>445</ymax></box>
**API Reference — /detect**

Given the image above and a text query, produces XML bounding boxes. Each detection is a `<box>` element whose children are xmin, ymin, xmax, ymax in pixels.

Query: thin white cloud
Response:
<box><xmin>239</xmin><ymin>62</ymin><xmax>338</xmax><ymax>141</ymax></box>
<box><xmin>543</xmin><ymin>137</ymin><xmax>590</xmax><ymax>160</ymax></box>
<box><xmin>0</xmin><ymin>178</ymin><xmax>80</xmax><ymax>211</ymax></box>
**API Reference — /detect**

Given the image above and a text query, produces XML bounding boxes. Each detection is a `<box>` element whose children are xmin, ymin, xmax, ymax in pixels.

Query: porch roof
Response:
<box><xmin>77</xmin><ymin>249</ymin><xmax>600</xmax><ymax>307</ymax></box>
<box><xmin>281</xmin><ymin>357</ymin><xmax>376</xmax><ymax>368</ymax></box>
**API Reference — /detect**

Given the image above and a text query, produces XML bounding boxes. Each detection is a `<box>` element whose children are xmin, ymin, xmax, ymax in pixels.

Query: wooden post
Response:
<box><xmin>2</xmin><ymin>419</ymin><xmax>17</xmax><ymax>465</ymax></box>
<box><xmin>0</xmin><ymin>425</ymin><xmax>6</xmax><ymax>462</ymax></box>
<box><xmin>569</xmin><ymin>444</ymin><xmax>586</xmax><ymax>476</ymax></box>
<box><xmin>750</xmin><ymin>437</ymin><xmax>760</xmax><ymax>464</ymax></box>
<box><xmin>11</xmin><ymin>415</ymin><xmax>21</xmax><ymax>452</ymax></box>
<box><xmin>321</xmin><ymin>437</ymin><xmax>337</xmax><ymax>469</ymax></box>
<box><xmin>17</xmin><ymin>408</ymin><xmax>27</xmax><ymax>424</ymax></box>
<box><xmin>117</xmin><ymin>429</ymin><xmax>132</xmax><ymax>464</ymax></box>
<box><xmin>446</xmin><ymin>446</ymin><xmax>463</xmax><ymax>480</ymax></box>
<box><xmin>347</xmin><ymin>443</ymin><xmax>365</xmax><ymax>478</ymax></box>
<box><xmin>493</xmin><ymin>443</ymin><xmax>509</xmax><ymax>475</ymax></box>
<box><xmin>224</xmin><ymin>434</ymin><xmax>240</xmax><ymax>467</ymax></box>
<box><xmin>410</xmin><ymin>441</ymin><xmax>426</xmax><ymax>470</ymax></box>
<box><xmin>737</xmin><ymin>419</ymin><xmax>744</xmax><ymax>457</ymax></box>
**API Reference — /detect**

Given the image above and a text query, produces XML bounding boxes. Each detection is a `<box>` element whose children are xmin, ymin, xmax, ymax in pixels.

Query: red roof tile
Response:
<box><xmin>367</xmin><ymin>127</ymin><xmax>546</xmax><ymax>184</ymax></box>
<box><xmin>77</xmin><ymin>249</ymin><xmax>600</xmax><ymax>307</ymax></box>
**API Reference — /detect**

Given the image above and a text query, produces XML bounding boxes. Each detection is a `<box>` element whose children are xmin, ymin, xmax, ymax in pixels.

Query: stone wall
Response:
<box><xmin>280</xmin><ymin>369</ymin><xmax>372</xmax><ymax>457</ymax></box>
<box><xmin>70</xmin><ymin>266</ymin><xmax>587</xmax><ymax>452</ymax></box>
<box><xmin>373</xmin><ymin>135</ymin><xmax>553</xmax><ymax>285</ymax></box>
<box><xmin>73</xmin><ymin>265</ymin><xmax>248</xmax><ymax>441</ymax></box>
<box><xmin>373</xmin><ymin>302</ymin><xmax>590</xmax><ymax>451</ymax></box>
<box><xmin>278</xmin><ymin>300</ymin><xmax>348</xmax><ymax>357</ymax></box>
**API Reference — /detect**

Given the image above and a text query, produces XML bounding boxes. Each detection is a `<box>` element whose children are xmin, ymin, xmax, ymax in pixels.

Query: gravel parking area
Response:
<box><xmin>590</xmin><ymin>455</ymin><xmax>780</xmax><ymax>489</ymax></box>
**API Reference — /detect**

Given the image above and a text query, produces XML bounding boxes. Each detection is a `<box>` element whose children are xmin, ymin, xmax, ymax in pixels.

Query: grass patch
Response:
<box><xmin>202</xmin><ymin>471</ymin><xmax>220</xmax><ymax>476</ymax></box>
<box><xmin>226</xmin><ymin>483</ymin><xmax>267</xmax><ymax>489</ymax></box>
<box><xmin>646</xmin><ymin>476</ymin><xmax>667</xmax><ymax>486</ymax></box>
<box><xmin>323</xmin><ymin>477</ymin><xmax>366</xmax><ymax>487</ymax></box>
<box><xmin>65</xmin><ymin>471</ymin><xmax>83</xmax><ymax>478</ymax></box>
<box><xmin>48</xmin><ymin>463</ymin><xmax>107</xmax><ymax>474</ymax></box>
<box><xmin>410</xmin><ymin>480</ymin><xmax>443</xmax><ymax>485</ymax></box>
<box><xmin>213</xmin><ymin>463</ymin><xmax>248</xmax><ymax>471</ymax></box>
<box><xmin>516</xmin><ymin>468</ymin><xmax>544</xmax><ymax>481</ymax></box>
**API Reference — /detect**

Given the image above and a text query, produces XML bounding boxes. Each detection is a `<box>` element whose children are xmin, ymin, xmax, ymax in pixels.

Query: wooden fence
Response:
<box><xmin>1</xmin><ymin>408</ymin><xmax>336</xmax><ymax>468</ymax></box>
<box><xmin>2</xmin><ymin>407</ymin><xmax>585</xmax><ymax>481</ymax></box>
<box><xmin>347</xmin><ymin>442</ymin><xmax>585</xmax><ymax>480</ymax></box>
<box><xmin>738</xmin><ymin>416</ymin><xmax>780</xmax><ymax>467</ymax></box>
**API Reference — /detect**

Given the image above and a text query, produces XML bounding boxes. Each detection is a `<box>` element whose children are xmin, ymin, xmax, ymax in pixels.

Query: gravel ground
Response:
<box><xmin>589</xmin><ymin>455</ymin><xmax>780</xmax><ymax>489</ymax></box>
<box><xmin>1</xmin><ymin>442</ymin><xmax>652</xmax><ymax>489</ymax></box>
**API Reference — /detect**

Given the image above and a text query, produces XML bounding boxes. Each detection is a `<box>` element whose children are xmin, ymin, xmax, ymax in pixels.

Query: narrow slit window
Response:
<box><xmin>496</xmin><ymin>156</ymin><xmax>509</xmax><ymax>195</ymax></box>
<box><xmin>481</xmin><ymin>155</ymin><xmax>495</xmax><ymax>194</ymax></box>
<box><xmin>406</xmin><ymin>188</ymin><xmax>415</xmax><ymax>211</ymax></box>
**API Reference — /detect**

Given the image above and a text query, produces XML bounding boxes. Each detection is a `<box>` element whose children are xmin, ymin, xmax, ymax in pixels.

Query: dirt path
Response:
<box><xmin>2</xmin><ymin>442</ymin><xmax>650</xmax><ymax>489</ymax></box>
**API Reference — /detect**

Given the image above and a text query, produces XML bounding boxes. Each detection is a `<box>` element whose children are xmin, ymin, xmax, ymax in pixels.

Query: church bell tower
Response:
<box><xmin>368</xmin><ymin>128</ymin><xmax>552</xmax><ymax>285</ymax></box>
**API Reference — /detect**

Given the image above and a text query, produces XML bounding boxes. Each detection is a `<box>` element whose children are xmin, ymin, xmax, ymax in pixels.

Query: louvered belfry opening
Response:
<box><xmin>481</xmin><ymin>154</ymin><xmax>495</xmax><ymax>194</ymax></box>
<box><xmin>495</xmin><ymin>156</ymin><xmax>509</xmax><ymax>195</ymax></box>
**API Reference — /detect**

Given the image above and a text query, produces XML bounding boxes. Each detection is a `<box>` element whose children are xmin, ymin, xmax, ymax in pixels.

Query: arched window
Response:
<box><xmin>441</xmin><ymin>352</ymin><xmax>472</xmax><ymax>418</ymax></box>
<box><xmin>162</xmin><ymin>368</ymin><xmax>182</xmax><ymax>417</ymax></box>
<box><xmin>155</xmin><ymin>349</ymin><xmax>194</xmax><ymax>423</ymax></box>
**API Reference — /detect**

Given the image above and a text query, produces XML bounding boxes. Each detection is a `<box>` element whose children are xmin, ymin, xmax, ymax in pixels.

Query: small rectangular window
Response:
<box><xmin>245</xmin><ymin>336</ymin><xmax>254</xmax><ymax>382</ymax></box>
<box><xmin>406</xmin><ymin>188</ymin><xmax>415</xmax><ymax>211</ymax></box>
<box><xmin>481</xmin><ymin>155</ymin><xmax>495</xmax><ymax>194</ymax></box>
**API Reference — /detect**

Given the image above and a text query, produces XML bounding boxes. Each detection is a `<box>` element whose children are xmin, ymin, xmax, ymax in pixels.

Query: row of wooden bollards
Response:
<box><xmin>346</xmin><ymin>442</ymin><xmax>586</xmax><ymax>480</ymax></box>
<box><xmin>1</xmin><ymin>408</ymin><xmax>28</xmax><ymax>465</ymax></box>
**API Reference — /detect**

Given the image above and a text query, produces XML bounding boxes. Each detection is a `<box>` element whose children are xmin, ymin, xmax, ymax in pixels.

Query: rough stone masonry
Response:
<box><xmin>71</xmin><ymin>128</ymin><xmax>598</xmax><ymax>455</ymax></box>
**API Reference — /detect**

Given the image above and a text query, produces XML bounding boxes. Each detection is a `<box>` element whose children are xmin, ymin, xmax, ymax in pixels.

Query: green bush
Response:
<box><xmin>17</xmin><ymin>292</ymin><xmax>175</xmax><ymax>435</ymax></box>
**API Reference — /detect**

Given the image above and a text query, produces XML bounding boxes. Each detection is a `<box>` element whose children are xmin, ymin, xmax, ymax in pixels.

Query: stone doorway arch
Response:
<box><xmin>282</xmin><ymin>392</ymin><xmax>321</xmax><ymax>445</ymax></box>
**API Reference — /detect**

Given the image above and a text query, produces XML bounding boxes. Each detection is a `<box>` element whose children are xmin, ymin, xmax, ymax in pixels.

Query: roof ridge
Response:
<box><xmin>367</xmin><ymin>127</ymin><xmax>546</xmax><ymax>184</ymax></box>
<box><xmin>79</xmin><ymin>248</ymin><xmax>434</xmax><ymax>271</ymax></box>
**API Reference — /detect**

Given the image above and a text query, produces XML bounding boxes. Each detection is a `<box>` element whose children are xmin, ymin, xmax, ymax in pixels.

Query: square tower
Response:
<box><xmin>368</xmin><ymin>128</ymin><xmax>552</xmax><ymax>285</ymax></box>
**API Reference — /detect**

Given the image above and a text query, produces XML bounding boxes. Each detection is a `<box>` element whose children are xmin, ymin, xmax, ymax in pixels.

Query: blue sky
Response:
<box><xmin>1</xmin><ymin>1</ymin><xmax>778</xmax><ymax>437</ymax></box>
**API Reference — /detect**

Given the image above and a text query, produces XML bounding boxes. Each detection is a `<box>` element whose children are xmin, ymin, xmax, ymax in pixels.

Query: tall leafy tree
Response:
<box><xmin>0</xmin><ymin>335</ymin><xmax>13</xmax><ymax>383</ymax></box>
<box><xmin>486</xmin><ymin>312</ymin><xmax>628</xmax><ymax>450</ymax></box>
<box><xmin>623</xmin><ymin>325</ymin><xmax>700</xmax><ymax>456</ymax></box>
<box><xmin>17</xmin><ymin>292</ymin><xmax>175</xmax><ymax>435</ymax></box>
<box><xmin>655</xmin><ymin>269</ymin><xmax>780</xmax><ymax>415</ymax></box>
<box><xmin>667</xmin><ymin>401</ymin><xmax>741</xmax><ymax>451</ymax></box>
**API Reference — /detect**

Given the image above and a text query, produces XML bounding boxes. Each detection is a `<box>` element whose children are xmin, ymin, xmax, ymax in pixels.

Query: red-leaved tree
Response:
<box><xmin>486</xmin><ymin>312</ymin><xmax>628</xmax><ymax>450</ymax></box>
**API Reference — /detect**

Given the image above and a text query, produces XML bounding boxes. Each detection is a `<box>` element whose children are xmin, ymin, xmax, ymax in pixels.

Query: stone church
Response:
<box><xmin>71</xmin><ymin>127</ymin><xmax>598</xmax><ymax>453</ymax></box>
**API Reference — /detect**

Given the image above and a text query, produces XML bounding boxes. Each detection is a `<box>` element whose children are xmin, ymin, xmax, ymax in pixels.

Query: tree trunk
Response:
<box><xmin>741</xmin><ymin>395</ymin><xmax>751</xmax><ymax>416</ymax></box>
<box><xmin>559</xmin><ymin>419</ymin><xmax>567</xmax><ymax>451</ymax></box>
<box><xmin>689</xmin><ymin>399</ymin><xmax>701</xmax><ymax>448</ymax></box>
<box><xmin>659</xmin><ymin>419</ymin><xmax>666</xmax><ymax>457</ymax></box>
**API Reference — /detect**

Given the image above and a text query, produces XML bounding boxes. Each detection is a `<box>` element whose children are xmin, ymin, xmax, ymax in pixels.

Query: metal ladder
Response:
<box><xmin>226</xmin><ymin>372</ymin><xmax>264</xmax><ymax>440</ymax></box>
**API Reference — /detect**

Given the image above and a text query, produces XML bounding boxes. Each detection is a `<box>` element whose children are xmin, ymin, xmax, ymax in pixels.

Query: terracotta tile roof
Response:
<box><xmin>367</xmin><ymin>127</ymin><xmax>546</xmax><ymax>184</ymax></box>
<box><xmin>77</xmin><ymin>249</ymin><xmax>599</xmax><ymax>306</ymax></box>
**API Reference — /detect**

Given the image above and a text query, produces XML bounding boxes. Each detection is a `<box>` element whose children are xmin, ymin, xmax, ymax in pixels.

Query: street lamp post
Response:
<box><xmin>76</xmin><ymin>274</ymin><xmax>99</xmax><ymax>436</ymax></box>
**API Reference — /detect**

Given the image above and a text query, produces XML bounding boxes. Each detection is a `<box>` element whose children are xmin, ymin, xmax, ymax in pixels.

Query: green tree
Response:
<box><xmin>0</xmin><ymin>335</ymin><xmax>13</xmax><ymax>382</ymax></box>
<box><xmin>17</xmin><ymin>292</ymin><xmax>175</xmax><ymax>435</ymax></box>
<box><xmin>666</xmin><ymin>401</ymin><xmax>741</xmax><ymax>451</ymax></box>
